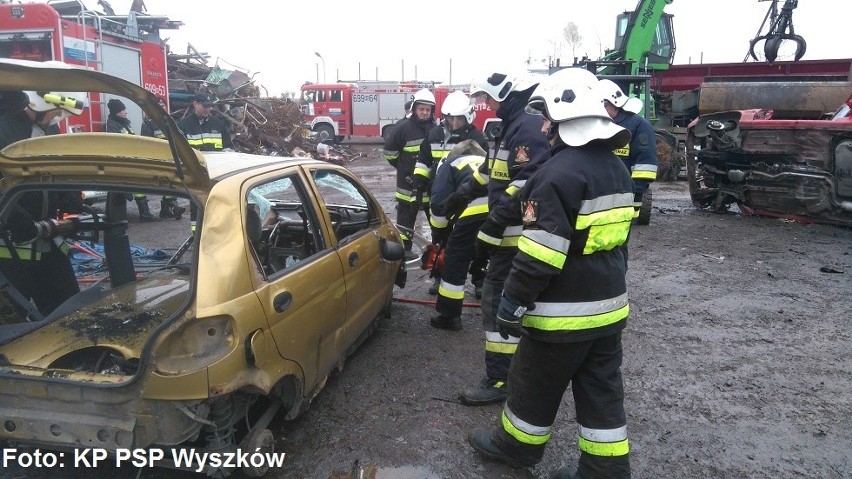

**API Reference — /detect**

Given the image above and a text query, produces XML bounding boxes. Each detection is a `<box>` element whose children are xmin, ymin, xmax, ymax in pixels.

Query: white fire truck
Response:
<box><xmin>0</xmin><ymin>0</ymin><xmax>180</xmax><ymax>133</ymax></box>
<box><xmin>300</xmin><ymin>80</ymin><xmax>500</xmax><ymax>143</ymax></box>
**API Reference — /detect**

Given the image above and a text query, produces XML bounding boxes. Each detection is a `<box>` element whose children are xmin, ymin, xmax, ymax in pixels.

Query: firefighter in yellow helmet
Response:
<box><xmin>468</xmin><ymin>67</ymin><xmax>634</xmax><ymax>478</ymax></box>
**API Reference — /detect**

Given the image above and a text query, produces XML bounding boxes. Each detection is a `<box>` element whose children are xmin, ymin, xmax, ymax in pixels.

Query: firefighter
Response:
<box><xmin>178</xmin><ymin>92</ymin><xmax>234</xmax><ymax>232</ymax></box>
<box><xmin>428</xmin><ymin>140</ymin><xmax>489</xmax><ymax>331</ymax></box>
<box><xmin>141</xmin><ymin>99</ymin><xmax>186</xmax><ymax>220</ymax></box>
<box><xmin>0</xmin><ymin>90</ymin><xmax>88</xmax><ymax>316</ymax></box>
<box><xmin>421</xmin><ymin>90</ymin><xmax>489</xmax><ymax>296</ymax></box>
<box><xmin>598</xmin><ymin>79</ymin><xmax>657</xmax><ymax>223</ymax></box>
<box><xmin>382</xmin><ymin>88</ymin><xmax>435</xmax><ymax>257</ymax></box>
<box><xmin>468</xmin><ymin>67</ymin><xmax>634</xmax><ymax>478</ymax></box>
<box><xmin>105</xmin><ymin>98</ymin><xmax>158</xmax><ymax>223</ymax></box>
<box><xmin>443</xmin><ymin>72</ymin><xmax>550</xmax><ymax>405</ymax></box>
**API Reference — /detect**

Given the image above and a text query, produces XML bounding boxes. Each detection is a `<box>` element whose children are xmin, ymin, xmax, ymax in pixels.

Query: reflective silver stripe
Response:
<box><xmin>579</xmin><ymin>425</ymin><xmax>628</xmax><ymax>443</ymax></box>
<box><xmin>632</xmin><ymin>164</ymin><xmax>658</xmax><ymax>174</ymax></box>
<box><xmin>503</xmin><ymin>225</ymin><xmax>523</xmax><ymax>238</ymax></box>
<box><xmin>430</xmin><ymin>215</ymin><xmax>449</xmax><ymax>228</ymax></box>
<box><xmin>578</xmin><ymin>193</ymin><xmax>634</xmax><ymax>215</ymax></box>
<box><xmin>504</xmin><ymin>404</ymin><xmax>552</xmax><ymax>436</ymax></box>
<box><xmin>438</xmin><ymin>280</ymin><xmax>465</xmax><ymax>299</ymax></box>
<box><xmin>532</xmin><ymin>293</ymin><xmax>628</xmax><ymax>317</ymax></box>
<box><xmin>509</xmin><ymin>179</ymin><xmax>527</xmax><ymax>191</ymax></box>
<box><xmin>523</xmin><ymin>229</ymin><xmax>570</xmax><ymax>254</ymax></box>
<box><xmin>485</xmin><ymin>331</ymin><xmax>521</xmax><ymax>345</ymax></box>
<box><xmin>414</xmin><ymin>161</ymin><xmax>430</xmax><ymax>171</ymax></box>
<box><xmin>397</xmin><ymin>187</ymin><xmax>415</xmax><ymax>196</ymax></box>
<box><xmin>451</xmin><ymin>155</ymin><xmax>484</xmax><ymax>170</ymax></box>
<box><xmin>403</xmin><ymin>139</ymin><xmax>422</xmax><ymax>152</ymax></box>
<box><xmin>493</xmin><ymin>148</ymin><xmax>510</xmax><ymax>160</ymax></box>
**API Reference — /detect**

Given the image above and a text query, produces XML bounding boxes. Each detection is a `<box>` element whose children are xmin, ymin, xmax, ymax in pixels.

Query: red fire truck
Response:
<box><xmin>300</xmin><ymin>80</ymin><xmax>500</xmax><ymax>143</ymax></box>
<box><xmin>0</xmin><ymin>0</ymin><xmax>180</xmax><ymax>133</ymax></box>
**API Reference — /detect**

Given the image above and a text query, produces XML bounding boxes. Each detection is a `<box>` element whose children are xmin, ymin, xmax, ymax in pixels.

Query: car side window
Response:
<box><xmin>246</xmin><ymin>175</ymin><xmax>325</xmax><ymax>278</ymax></box>
<box><xmin>311</xmin><ymin>169</ymin><xmax>376</xmax><ymax>244</ymax></box>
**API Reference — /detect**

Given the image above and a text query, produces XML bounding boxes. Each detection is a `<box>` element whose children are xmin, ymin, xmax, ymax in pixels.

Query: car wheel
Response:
<box><xmin>242</xmin><ymin>428</ymin><xmax>276</xmax><ymax>477</ymax></box>
<box><xmin>313</xmin><ymin>124</ymin><xmax>335</xmax><ymax>143</ymax></box>
<box><xmin>637</xmin><ymin>189</ymin><xmax>652</xmax><ymax>226</ymax></box>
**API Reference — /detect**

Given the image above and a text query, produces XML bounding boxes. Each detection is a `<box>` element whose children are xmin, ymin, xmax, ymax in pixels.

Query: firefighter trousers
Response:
<box><xmin>435</xmin><ymin>218</ymin><xmax>484</xmax><ymax>319</ymax></box>
<box><xmin>495</xmin><ymin>333</ymin><xmax>631</xmax><ymax>477</ymax></box>
<box><xmin>396</xmin><ymin>200</ymin><xmax>428</xmax><ymax>251</ymax></box>
<box><xmin>480</xmin><ymin>246</ymin><xmax>518</xmax><ymax>381</ymax></box>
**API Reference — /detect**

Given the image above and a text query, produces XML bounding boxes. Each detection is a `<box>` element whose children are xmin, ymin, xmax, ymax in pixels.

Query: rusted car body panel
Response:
<box><xmin>686</xmin><ymin>97</ymin><xmax>852</xmax><ymax>227</ymax></box>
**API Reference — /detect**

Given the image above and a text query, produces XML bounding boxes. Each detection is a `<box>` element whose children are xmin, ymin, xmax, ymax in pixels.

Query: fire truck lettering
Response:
<box><xmin>353</xmin><ymin>94</ymin><xmax>378</xmax><ymax>103</ymax></box>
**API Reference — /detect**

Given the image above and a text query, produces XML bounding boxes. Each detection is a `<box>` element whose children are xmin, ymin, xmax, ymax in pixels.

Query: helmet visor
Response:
<box><xmin>525</xmin><ymin>97</ymin><xmax>546</xmax><ymax>116</ymax></box>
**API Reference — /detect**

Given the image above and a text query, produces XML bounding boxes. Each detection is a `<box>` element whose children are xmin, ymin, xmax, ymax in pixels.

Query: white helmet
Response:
<box><xmin>526</xmin><ymin>68</ymin><xmax>629</xmax><ymax>148</ymax></box>
<box><xmin>441</xmin><ymin>91</ymin><xmax>475</xmax><ymax>123</ymax></box>
<box><xmin>470</xmin><ymin>72</ymin><xmax>537</xmax><ymax>102</ymax></box>
<box><xmin>411</xmin><ymin>88</ymin><xmax>436</xmax><ymax>110</ymax></box>
<box><xmin>598</xmin><ymin>79</ymin><xmax>643</xmax><ymax>114</ymax></box>
<box><xmin>25</xmin><ymin>91</ymin><xmax>87</xmax><ymax>115</ymax></box>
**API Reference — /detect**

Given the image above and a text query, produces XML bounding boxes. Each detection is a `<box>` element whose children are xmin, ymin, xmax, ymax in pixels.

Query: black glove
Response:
<box><xmin>476</xmin><ymin>217</ymin><xmax>503</xmax><ymax>253</ymax></box>
<box><xmin>431</xmin><ymin>227</ymin><xmax>450</xmax><ymax>246</ymax></box>
<box><xmin>409</xmin><ymin>176</ymin><xmax>428</xmax><ymax>196</ymax></box>
<box><xmin>496</xmin><ymin>291</ymin><xmax>533</xmax><ymax>339</ymax></box>
<box><xmin>440</xmin><ymin>192</ymin><xmax>468</xmax><ymax>220</ymax></box>
<box><xmin>5</xmin><ymin>210</ymin><xmax>37</xmax><ymax>244</ymax></box>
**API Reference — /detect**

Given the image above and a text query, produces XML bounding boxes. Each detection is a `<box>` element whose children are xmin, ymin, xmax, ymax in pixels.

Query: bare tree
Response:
<box><xmin>563</xmin><ymin>22</ymin><xmax>583</xmax><ymax>61</ymax></box>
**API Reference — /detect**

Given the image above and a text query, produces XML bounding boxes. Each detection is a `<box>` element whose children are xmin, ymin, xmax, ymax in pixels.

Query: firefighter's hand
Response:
<box><xmin>496</xmin><ymin>292</ymin><xmax>532</xmax><ymax>339</ymax></box>
<box><xmin>410</xmin><ymin>176</ymin><xmax>428</xmax><ymax>196</ymax></box>
<box><xmin>476</xmin><ymin>217</ymin><xmax>503</xmax><ymax>253</ymax></box>
<box><xmin>431</xmin><ymin>227</ymin><xmax>449</xmax><ymax>246</ymax></box>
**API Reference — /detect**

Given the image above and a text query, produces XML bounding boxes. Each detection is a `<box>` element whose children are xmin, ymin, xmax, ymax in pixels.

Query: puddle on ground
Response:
<box><xmin>329</xmin><ymin>462</ymin><xmax>440</xmax><ymax>479</ymax></box>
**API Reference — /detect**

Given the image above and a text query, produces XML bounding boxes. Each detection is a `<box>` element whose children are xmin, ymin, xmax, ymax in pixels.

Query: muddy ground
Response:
<box><xmin>6</xmin><ymin>143</ymin><xmax>850</xmax><ymax>479</ymax></box>
<box><xmin>271</xmin><ymin>144</ymin><xmax>851</xmax><ymax>479</ymax></box>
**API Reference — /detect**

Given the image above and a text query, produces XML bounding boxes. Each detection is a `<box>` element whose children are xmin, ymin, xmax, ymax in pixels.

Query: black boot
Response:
<box><xmin>430</xmin><ymin>314</ymin><xmax>461</xmax><ymax>331</ymax></box>
<box><xmin>468</xmin><ymin>428</ymin><xmax>541</xmax><ymax>468</ymax></box>
<box><xmin>460</xmin><ymin>376</ymin><xmax>507</xmax><ymax>406</ymax></box>
<box><xmin>160</xmin><ymin>198</ymin><xmax>186</xmax><ymax>220</ymax></box>
<box><xmin>136</xmin><ymin>198</ymin><xmax>158</xmax><ymax>222</ymax></box>
<box><xmin>551</xmin><ymin>466</ymin><xmax>579</xmax><ymax>479</ymax></box>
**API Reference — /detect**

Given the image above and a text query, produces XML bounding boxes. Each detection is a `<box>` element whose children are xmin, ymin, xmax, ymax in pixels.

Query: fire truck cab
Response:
<box><xmin>0</xmin><ymin>0</ymin><xmax>180</xmax><ymax>133</ymax></box>
<box><xmin>301</xmin><ymin>80</ymin><xmax>499</xmax><ymax>143</ymax></box>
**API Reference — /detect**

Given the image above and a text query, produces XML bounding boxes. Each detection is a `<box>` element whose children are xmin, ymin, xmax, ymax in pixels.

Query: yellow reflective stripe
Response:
<box><xmin>414</xmin><ymin>165</ymin><xmax>431</xmax><ymax>178</ymax></box>
<box><xmin>459</xmin><ymin>198</ymin><xmax>489</xmax><ymax>218</ymax></box>
<box><xmin>518</xmin><ymin>231</ymin><xmax>569</xmax><ymax>269</ymax></box>
<box><xmin>502</xmin><ymin>408</ymin><xmax>551</xmax><ymax>445</ymax></box>
<box><xmin>578</xmin><ymin>193</ymin><xmax>634</xmax><ymax>216</ymax></box>
<box><xmin>0</xmin><ymin>247</ymin><xmax>39</xmax><ymax>260</ymax></box>
<box><xmin>490</xmin><ymin>158</ymin><xmax>510</xmax><ymax>181</ymax></box>
<box><xmin>505</xmin><ymin>185</ymin><xmax>519</xmax><ymax>197</ymax></box>
<box><xmin>632</xmin><ymin>170</ymin><xmax>657</xmax><ymax>181</ymax></box>
<box><xmin>430</xmin><ymin>216</ymin><xmax>449</xmax><ymax>228</ymax></box>
<box><xmin>485</xmin><ymin>331</ymin><xmax>519</xmax><ymax>354</ymax></box>
<box><xmin>383</xmin><ymin>149</ymin><xmax>399</xmax><ymax>161</ymax></box>
<box><xmin>395</xmin><ymin>191</ymin><xmax>417</xmax><ymax>202</ymax></box>
<box><xmin>576</xmin><ymin>206</ymin><xmax>634</xmax><ymax>231</ymax></box>
<box><xmin>578</xmin><ymin>437</ymin><xmax>630</xmax><ymax>457</ymax></box>
<box><xmin>477</xmin><ymin>230</ymin><xmax>502</xmax><ymax>246</ymax></box>
<box><xmin>438</xmin><ymin>281</ymin><xmax>465</xmax><ymax>300</ymax></box>
<box><xmin>403</xmin><ymin>139</ymin><xmax>422</xmax><ymax>153</ymax></box>
<box><xmin>502</xmin><ymin>225</ymin><xmax>522</xmax><ymax>239</ymax></box>
<box><xmin>613</xmin><ymin>145</ymin><xmax>629</xmax><ymax>157</ymax></box>
<box><xmin>524</xmin><ymin>304</ymin><xmax>629</xmax><ymax>332</ymax></box>
<box><xmin>58</xmin><ymin>240</ymin><xmax>70</xmax><ymax>255</ymax></box>
<box><xmin>474</xmin><ymin>169</ymin><xmax>488</xmax><ymax>185</ymax></box>
<box><xmin>509</xmin><ymin>179</ymin><xmax>526</xmax><ymax>191</ymax></box>
<box><xmin>584</xmin><ymin>217</ymin><xmax>632</xmax><ymax>254</ymax></box>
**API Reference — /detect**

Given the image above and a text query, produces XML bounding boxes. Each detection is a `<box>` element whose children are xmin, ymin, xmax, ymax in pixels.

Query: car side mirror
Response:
<box><xmin>379</xmin><ymin>237</ymin><xmax>405</xmax><ymax>262</ymax></box>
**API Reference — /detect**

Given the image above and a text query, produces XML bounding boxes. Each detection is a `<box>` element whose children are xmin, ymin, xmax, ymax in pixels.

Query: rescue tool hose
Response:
<box><xmin>392</xmin><ymin>296</ymin><xmax>481</xmax><ymax>308</ymax></box>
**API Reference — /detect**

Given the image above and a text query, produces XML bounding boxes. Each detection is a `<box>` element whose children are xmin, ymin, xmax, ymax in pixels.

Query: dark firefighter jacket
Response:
<box><xmin>429</xmin><ymin>140</ymin><xmax>489</xmax><ymax>231</ymax></box>
<box><xmin>383</xmin><ymin>116</ymin><xmax>434</xmax><ymax>203</ymax></box>
<box><xmin>141</xmin><ymin>118</ymin><xmax>166</xmax><ymax>139</ymax></box>
<box><xmin>475</xmin><ymin>93</ymin><xmax>549</xmax><ymax>248</ymax></box>
<box><xmin>417</xmin><ymin>122</ymin><xmax>488</xmax><ymax>184</ymax></box>
<box><xmin>105</xmin><ymin>115</ymin><xmax>133</xmax><ymax>134</ymax></box>
<box><xmin>612</xmin><ymin>109</ymin><xmax>657</xmax><ymax>196</ymax></box>
<box><xmin>503</xmin><ymin>142</ymin><xmax>635</xmax><ymax>343</ymax></box>
<box><xmin>177</xmin><ymin>112</ymin><xmax>233</xmax><ymax>151</ymax></box>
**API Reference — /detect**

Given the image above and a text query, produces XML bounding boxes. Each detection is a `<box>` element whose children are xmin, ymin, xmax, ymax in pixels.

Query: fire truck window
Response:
<box><xmin>330</xmin><ymin>90</ymin><xmax>343</xmax><ymax>102</ymax></box>
<box><xmin>316</xmin><ymin>91</ymin><xmax>327</xmax><ymax>102</ymax></box>
<box><xmin>302</xmin><ymin>91</ymin><xmax>316</xmax><ymax>103</ymax></box>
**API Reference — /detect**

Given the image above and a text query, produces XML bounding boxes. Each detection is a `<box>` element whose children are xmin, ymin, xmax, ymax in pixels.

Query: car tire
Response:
<box><xmin>242</xmin><ymin>428</ymin><xmax>276</xmax><ymax>477</ymax></box>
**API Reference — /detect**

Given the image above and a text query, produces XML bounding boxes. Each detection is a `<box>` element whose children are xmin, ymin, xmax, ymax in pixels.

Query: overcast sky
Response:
<box><xmin>85</xmin><ymin>1</ymin><xmax>851</xmax><ymax>95</ymax></box>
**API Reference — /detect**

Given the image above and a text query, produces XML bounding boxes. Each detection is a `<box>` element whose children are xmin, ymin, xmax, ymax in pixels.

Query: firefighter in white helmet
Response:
<box><xmin>424</xmin><ymin>90</ymin><xmax>491</xmax><ymax>329</ymax></box>
<box><xmin>383</xmin><ymin>88</ymin><xmax>436</xmax><ymax>256</ymax></box>
<box><xmin>443</xmin><ymin>71</ymin><xmax>550</xmax><ymax>405</ymax></box>
<box><xmin>0</xmin><ymin>89</ymin><xmax>89</xmax><ymax>316</ymax></box>
<box><xmin>598</xmin><ymin>78</ymin><xmax>657</xmax><ymax>230</ymax></box>
<box><xmin>468</xmin><ymin>67</ymin><xmax>634</xmax><ymax>478</ymax></box>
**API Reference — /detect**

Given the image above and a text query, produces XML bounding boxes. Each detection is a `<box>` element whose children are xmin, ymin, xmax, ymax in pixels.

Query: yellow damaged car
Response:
<box><xmin>0</xmin><ymin>60</ymin><xmax>405</xmax><ymax>476</ymax></box>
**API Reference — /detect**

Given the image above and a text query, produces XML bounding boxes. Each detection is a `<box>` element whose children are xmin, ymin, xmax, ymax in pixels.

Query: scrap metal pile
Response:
<box><xmin>165</xmin><ymin>46</ymin><xmax>359</xmax><ymax>164</ymax></box>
